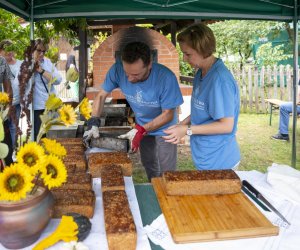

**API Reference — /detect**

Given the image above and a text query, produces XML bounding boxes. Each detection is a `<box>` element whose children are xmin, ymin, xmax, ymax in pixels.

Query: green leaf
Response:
<box><xmin>0</xmin><ymin>143</ymin><xmax>9</xmax><ymax>158</ymax></box>
<box><xmin>0</xmin><ymin>117</ymin><xmax>4</xmax><ymax>141</ymax></box>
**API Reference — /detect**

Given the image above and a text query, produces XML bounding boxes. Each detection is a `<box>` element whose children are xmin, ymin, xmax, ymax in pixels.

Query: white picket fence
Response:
<box><xmin>181</xmin><ymin>65</ymin><xmax>298</xmax><ymax>113</ymax></box>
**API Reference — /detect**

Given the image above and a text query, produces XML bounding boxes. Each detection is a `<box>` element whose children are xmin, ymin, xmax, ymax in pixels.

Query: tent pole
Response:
<box><xmin>30</xmin><ymin>0</ymin><xmax>34</xmax><ymax>141</ymax></box>
<box><xmin>291</xmin><ymin>0</ymin><xmax>298</xmax><ymax>168</ymax></box>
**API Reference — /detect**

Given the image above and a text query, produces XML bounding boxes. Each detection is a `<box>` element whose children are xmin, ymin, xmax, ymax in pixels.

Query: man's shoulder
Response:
<box><xmin>152</xmin><ymin>62</ymin><xmax>175</xmax><ymax>75</ymax></box>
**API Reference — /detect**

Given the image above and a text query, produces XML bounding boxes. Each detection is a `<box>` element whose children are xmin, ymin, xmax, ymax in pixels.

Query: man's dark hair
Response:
<box><xmin>121</xmin><ymin>41</ymin><xmax>151</xmax><ymax>66</ymax></box>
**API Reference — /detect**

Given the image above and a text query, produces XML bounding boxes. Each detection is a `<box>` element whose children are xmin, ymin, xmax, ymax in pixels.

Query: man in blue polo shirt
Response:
<box><xmin>84</xmin><ymin>41</ymin><xmax>183</xmax><ymax>181</ymax></box>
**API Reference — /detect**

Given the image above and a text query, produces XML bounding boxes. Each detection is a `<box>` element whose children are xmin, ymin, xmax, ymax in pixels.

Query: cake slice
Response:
<box><xmin>88</xmin><ymin>152</ymin><xmax>132</xmax><ymax>177</ymax></box>
<box><xmin>101</xmin><ymin>164</ymin><xmax>125</xmax><ymax>192</ymax></box>
<box><xmin>102</xmin><ymin>190</ymin><xmax>137</xmax><ymax>250</ymax></box>
<box><xmin>63</xmin><ymin>154</ymin><xmax>87</xmax><ymax>173</ymax></box>
<box><xmin>52</xmin><ymin>191</ymin><xmax>95</xmax><ymax>218</ymax></box>
<box><xmin>162</xmin><ymin>169</ymin><xmax>241</xmax><ymax>196</ymax></box>
<box><xmin>55</xmin><ymin>137</ymin><xmax>84</xmax><ymax>145</ymax></box>
<box><xmin>52</xmin><ymin>173</ymin><xmax>92</xmax><ymax>190</ymax></box>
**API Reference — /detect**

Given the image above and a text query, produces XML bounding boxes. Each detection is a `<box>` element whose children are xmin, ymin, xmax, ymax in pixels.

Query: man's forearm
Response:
<box><xmin>143</xmin><ymin>109</ymin><xmax>175</xmax><ymax>132</ymax></box>
<box><xmin>92</xmin><ymin>89</ymin><xmax>109</xmax><ymax>117</ymax></box>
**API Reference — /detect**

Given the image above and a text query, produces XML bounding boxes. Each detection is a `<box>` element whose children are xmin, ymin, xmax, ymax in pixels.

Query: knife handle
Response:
<box><xmin>242</xmin><ymin>180</ymin><xmax>260</xmax><ymax>198</ymax></box>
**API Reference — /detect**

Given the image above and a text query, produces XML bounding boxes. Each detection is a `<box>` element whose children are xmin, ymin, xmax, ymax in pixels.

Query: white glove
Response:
<box><xmin>83</xmin><ymin>126</ymin><xmax>99</xmax><ymax>148</ymax></box>
<box><xmin>118</xmin><ymin>128</ymin><xmax>138</xmax><ymax>141</ymax></box>
<box><xmin>118</xmin><ymin>124</ymin><xmax>146</xmax><ymax>153</ymax></box>
<box><xmin>118</xmin><ymin>128</ymin><xmax>138</xmax><ymax>153</ymax></box>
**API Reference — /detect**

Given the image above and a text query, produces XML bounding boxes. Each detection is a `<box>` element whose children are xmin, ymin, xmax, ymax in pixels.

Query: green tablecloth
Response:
<box><xmin>134</xmin><ymin>184</ymin><xmax>164</xmax><ymax>250</ymax></box>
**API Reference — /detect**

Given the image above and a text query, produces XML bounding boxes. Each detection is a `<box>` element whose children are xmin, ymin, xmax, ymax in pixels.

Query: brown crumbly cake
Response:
<box><xmin>51</xmin><ymin>189</ymin><xmax>95</xmax><ymax>199</ymax></box>
<box><xmin>162</xmin><ymin>169</ymin><xmax>241</xmax><ymax>196</ymax></box>
<box><xmin>55</xmin><ymin>137</ymin><xmax>84</xmax><ymax>145</ymax></box>
<box><xmin>52</xmin><ymin>173</ymin><xmax>93</xmax><ymax>190</ymax></box>
<box><xmin>88</xmin><ymin>152</ymin><xmax>132</xmax><ymax>177</ymax></box>
<box><xmin>101</xmin><ymin>165</ymin><xmax>125</xmax><ymax>192</ymax></box>
<box><xmin>63</xmin><ymin>145</ymin><xmax>85</xmax><ymax>155</ymax></box>
<box><xmin>63</xmin><ymin>154</ymin><xmax>87</xmax><ymax>173</ymax></box>
<box><xmin>52</xmin><ymin>193</ymin><xmax>95</xmax><ymax>218</ymax></box>
<box><xmin>102</xmin><ymin>190</ymin><xmax>137</xmax><ymax>250</ymax></box>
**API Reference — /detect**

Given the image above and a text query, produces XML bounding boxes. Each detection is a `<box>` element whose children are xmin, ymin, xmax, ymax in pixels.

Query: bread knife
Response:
<box><xmin>242</xmin><ymin>180</ymin><xmax>291</xmax><ymax>225</ymax></box>
<box><xmin>242</xmin><ymin>185</ymin><xmax>270</xmax><ymax>211</ymax></box>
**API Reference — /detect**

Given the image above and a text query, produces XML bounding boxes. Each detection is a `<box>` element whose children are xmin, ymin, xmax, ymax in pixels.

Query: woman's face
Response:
<box><xmin>179</xmin><ymin>42</ymin><xmax>204</xmax><ymax>69</ymax></box>
<box><xmin>34</xmin><ymin>44</ymin><xmax>46</xmax><ymax>62</ymax></box>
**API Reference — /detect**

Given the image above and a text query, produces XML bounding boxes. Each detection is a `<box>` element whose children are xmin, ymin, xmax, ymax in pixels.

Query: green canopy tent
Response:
<box><xmin>0</xmin><ymin>0</ymin><xmax>298</xmax><ymax>168</ymax></box>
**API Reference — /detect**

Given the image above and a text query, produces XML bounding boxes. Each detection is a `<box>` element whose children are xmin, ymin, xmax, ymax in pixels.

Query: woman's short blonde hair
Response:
<box><xmin>177</xmin><ymin>23</ymin><xmax>216</xmax><ymax>58</ymax></box>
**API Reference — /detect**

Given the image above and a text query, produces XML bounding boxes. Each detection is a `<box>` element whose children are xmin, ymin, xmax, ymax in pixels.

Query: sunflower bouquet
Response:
<box><xmin>0</xmin><ymin>139</ymin><xmax>67</xmax><ymax>201</ymax></box>
<box><xmin>0</xmin><ymin>92</ymin><xmax>92</xmax><ymax>202</ymax></box>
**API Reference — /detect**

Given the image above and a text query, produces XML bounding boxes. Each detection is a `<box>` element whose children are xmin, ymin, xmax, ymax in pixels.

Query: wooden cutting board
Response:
<box><xmin>152</xmin><ymin>177</ymin><xmax>279</xmax><ymax>243</ymax></box>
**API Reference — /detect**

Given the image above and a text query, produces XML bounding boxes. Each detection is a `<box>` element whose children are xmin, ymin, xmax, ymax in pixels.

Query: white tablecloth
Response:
<box><xmin>145</xmin><ymin>170</ymin><xmax>300</xmax><ymax>250</ymax></box>
<box><xmin>0</xmin><ymin>177</ymin><xmax>151</xmax><ymax>250</ymax></box>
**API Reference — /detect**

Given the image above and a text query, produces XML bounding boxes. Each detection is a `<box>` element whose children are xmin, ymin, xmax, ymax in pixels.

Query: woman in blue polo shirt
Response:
<box><xmin>163</xmin><ymin>23</ymin><xmax>241</xmax><ymax>170</ymax></box>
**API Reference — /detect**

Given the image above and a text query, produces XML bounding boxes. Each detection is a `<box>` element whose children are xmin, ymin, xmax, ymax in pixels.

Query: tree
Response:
<box><xmin>208</xmin><ymin>20</ymin><xmax>289</xmax><ymax>68</ymax></box>
<box><xmin>0</xmin><ymin>9</ymin><xmax>84</xmax><ymax>62</ymax></box>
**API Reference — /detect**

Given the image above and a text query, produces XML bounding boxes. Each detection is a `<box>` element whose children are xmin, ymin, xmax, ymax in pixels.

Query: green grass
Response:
<box><xmin>132</xmin><ymin>113</ymin><xmax>300</xmax><ymax>183</ymax></box>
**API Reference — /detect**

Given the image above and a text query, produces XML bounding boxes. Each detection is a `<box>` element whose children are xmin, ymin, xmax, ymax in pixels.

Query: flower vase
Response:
<box><xmin>0</xmin><ymin>186</ymin><xmax>54</xmax><ymax>249</ymax></box>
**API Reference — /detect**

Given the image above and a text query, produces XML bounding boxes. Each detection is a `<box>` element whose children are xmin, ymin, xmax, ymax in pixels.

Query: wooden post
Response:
<box><xmin>78</xmin><ymin>28</ymin><xmax>88</xmax><ymax>102</ymax></box>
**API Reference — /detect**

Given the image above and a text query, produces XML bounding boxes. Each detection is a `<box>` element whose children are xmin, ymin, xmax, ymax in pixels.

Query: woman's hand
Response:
<box><xmin>163</xmin><ymin>124</ymin><xmax>187</xmax><ymax>144</ymax></box>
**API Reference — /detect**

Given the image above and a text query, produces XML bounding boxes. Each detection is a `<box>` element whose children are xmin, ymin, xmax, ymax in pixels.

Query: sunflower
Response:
<box><xmin>16</xmin><ymin>142</ymin><xmax>46</xmax><ymax>176</ymax></box>
<box><xmin>0</xmin><ymin>92</ymin><xmax>10</xmax><ymax>105</ymax></box>
<box><xmin>41</xmin><ymin>154</ymin><xmax>67</xmax><ymax>189</ymax></box>
<box><xmin>41</xmin><ymin>138</ymin><xmax>67</xmax><ymax>158</ymax></box>
<box><xmin>45</xmin><ymin>93</ymin><xmax>63</xmax><ymax>111</ymax></box>
<box><xmin>0</xmin><ymin>163</ymin><xmax>34</xmax><ymax>201</ymax></box>
<box><xmin>58</xmin><ymin>104</ymin><xmax>77</xmax><ymax>126</ymax></box>
<box><xmin>79</xmin><ymin>97</ymin><xmax>92</xmax><ymax>120</ymax></box>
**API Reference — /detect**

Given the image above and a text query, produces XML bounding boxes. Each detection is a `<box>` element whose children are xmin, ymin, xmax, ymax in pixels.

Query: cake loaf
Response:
<box><xmin>52</xmin><ymin>190</ymin><xmax>95</xmax><ymax>218</ymax></box>
<box><xmin>88</xmin><ymin>152</ymin><xmax>132</xmax><ymax>177</ymax></box>
<box><xmin>52</xmin><ymin>173</ymin><xmax>92</xmax><ymax>190</ymax></box>
<box><xmin>102</xmin><ymin>190</ymin><xmax>137</xmax><ymax>250</ymax></box>
<box><xmin>63</xmin><ymin>155</ymin><xmax>87</xmax><ymax>173</ymax></box>
<box><xmin>162</xmin><ymin>169</ymin><xmax>241</xmax><ymax>196</ymax></box>
<box><xmin>63</xmin><ymin>145</ymin><xmax>85</xmax><ymax>156</ymax></box>
<box><xmin>101</xmin><ymin>165</ymin><xmax>125</xmax><ymax>192</ymax></box>
<box><xmin>55</xmin><ymin>137</ymin><xmax>84</xmax><ymax>145</ymax></box>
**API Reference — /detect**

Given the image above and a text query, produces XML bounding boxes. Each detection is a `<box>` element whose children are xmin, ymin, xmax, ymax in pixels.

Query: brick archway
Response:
<box><xmin>92</xmin><ymin>27</ymin><xmax>179</xmax><ymax>94</ymax></box>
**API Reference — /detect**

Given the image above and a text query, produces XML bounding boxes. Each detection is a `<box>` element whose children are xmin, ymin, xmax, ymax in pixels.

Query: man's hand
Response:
<box><xmin>118</xmin><ymin>124</ymin><xmax>146</xmax><ymax>153</ymax></box>
<box><xmin>83</xmin><ymin>117</ymin><xmax>101</xmax><ymax>148</ymax></box>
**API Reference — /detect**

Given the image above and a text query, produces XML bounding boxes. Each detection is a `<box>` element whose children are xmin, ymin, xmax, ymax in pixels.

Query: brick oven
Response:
<box><xmin>87</xmin><ymin>26</ymin><xmax>180</xmax><ymax>100</ymax></box>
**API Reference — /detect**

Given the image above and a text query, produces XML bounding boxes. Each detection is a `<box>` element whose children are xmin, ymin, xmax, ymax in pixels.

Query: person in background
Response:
<box><xmin>65</xmin><ymin>54</ymin><xmax>79</xmax><ymax>103</ymax></box>
<box><xmin>0</xmin><ymin>55</ymin><xmax>13</xmax><ymax>165</ymax></box>
<box><xmin>33</xmin><ymin>39</ymin><xmax>62</xmax><ymax>140</ymax></box>
<box><xmin>83</xmin><ymin>41</ymin><xmax>183</xmax><ymax>181</ymax></box>
<box><xmin>0</xmin><ymin>39</ymin><xmax>22</xmax><ymax>150</ymax></box>
<box><xmin>163</xmin><ymin>23</ymin><xmax>241</xmax><ymax>170</ymax></box>
<box><xmin>271</xmin><ymin>82</ymin><xmax>300</xmax><ymax>141</ymax></box>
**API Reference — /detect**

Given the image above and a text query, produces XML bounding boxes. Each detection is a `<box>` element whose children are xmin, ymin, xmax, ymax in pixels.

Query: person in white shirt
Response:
<box><xmin>0</xmin><ymin>39</ymin><xmax>22</xmax><ymax>149</ymax></box>
<box><xmin>33</xmin><ymin>39</ymin><xmax>62</xmax><ymax>140</ymax></box>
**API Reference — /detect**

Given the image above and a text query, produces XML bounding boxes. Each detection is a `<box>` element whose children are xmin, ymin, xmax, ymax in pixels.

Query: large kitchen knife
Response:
<box><xmin>242</xmin><ymin>185</ymin><xmax>270</xmax><ymax>211</ymax></box>
<box><xmin>242</xmin><ymin>180</ymin><xmax>291</xmax><ymax>225</ymax></box>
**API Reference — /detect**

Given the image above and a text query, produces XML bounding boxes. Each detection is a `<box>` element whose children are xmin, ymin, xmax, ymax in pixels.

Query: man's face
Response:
<box><xmin>34</xmin><ymin>44</ymin><xmax>47</xmax><ymax>62</ymax></box>
<box><xmin>123</xmin><ymin>58</ymin><xmax>152</xmax><ymax>83</ymax></box>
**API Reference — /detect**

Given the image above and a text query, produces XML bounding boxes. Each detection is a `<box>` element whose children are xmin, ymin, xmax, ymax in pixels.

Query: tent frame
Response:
<box><xmin>1</xmin><ymin>0</ymin><xmax>298</xmax><ymax>167</ymax></box>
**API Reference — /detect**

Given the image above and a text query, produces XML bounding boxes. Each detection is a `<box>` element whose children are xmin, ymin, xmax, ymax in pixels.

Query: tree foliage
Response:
<box><xmin>0</xmin><ymin>9</ymin><xmax>85</xmax><ymax>62</ymax></box>
<box><xmin>208</xmin><ymin>20</ymin><xmax>290</xmax><ymax>68</ymax></box>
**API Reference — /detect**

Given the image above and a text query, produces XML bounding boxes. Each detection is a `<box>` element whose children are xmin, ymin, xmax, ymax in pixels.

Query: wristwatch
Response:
<box><xmin>186</xmin><ymin>125</ymin><xmax>192</xmax><ymax>136</ymax></box>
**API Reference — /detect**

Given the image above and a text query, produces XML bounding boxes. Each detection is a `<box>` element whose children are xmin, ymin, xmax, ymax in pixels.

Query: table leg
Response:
<box><xmin>269</xmin><ymin>104</ymin><xmax>273</xmax><ymax>126</ymax></box>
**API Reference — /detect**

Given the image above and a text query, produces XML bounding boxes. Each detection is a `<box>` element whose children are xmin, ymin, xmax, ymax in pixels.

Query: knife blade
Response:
<box><xmin>242</xmin><ymin>180</ymin><xmax>291</xmax><ymax>225</ymax></box>
<box><xmin>242</xmin><ymin>185</ymin><xmax>270</xmax><ymax>211</ymax></box>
